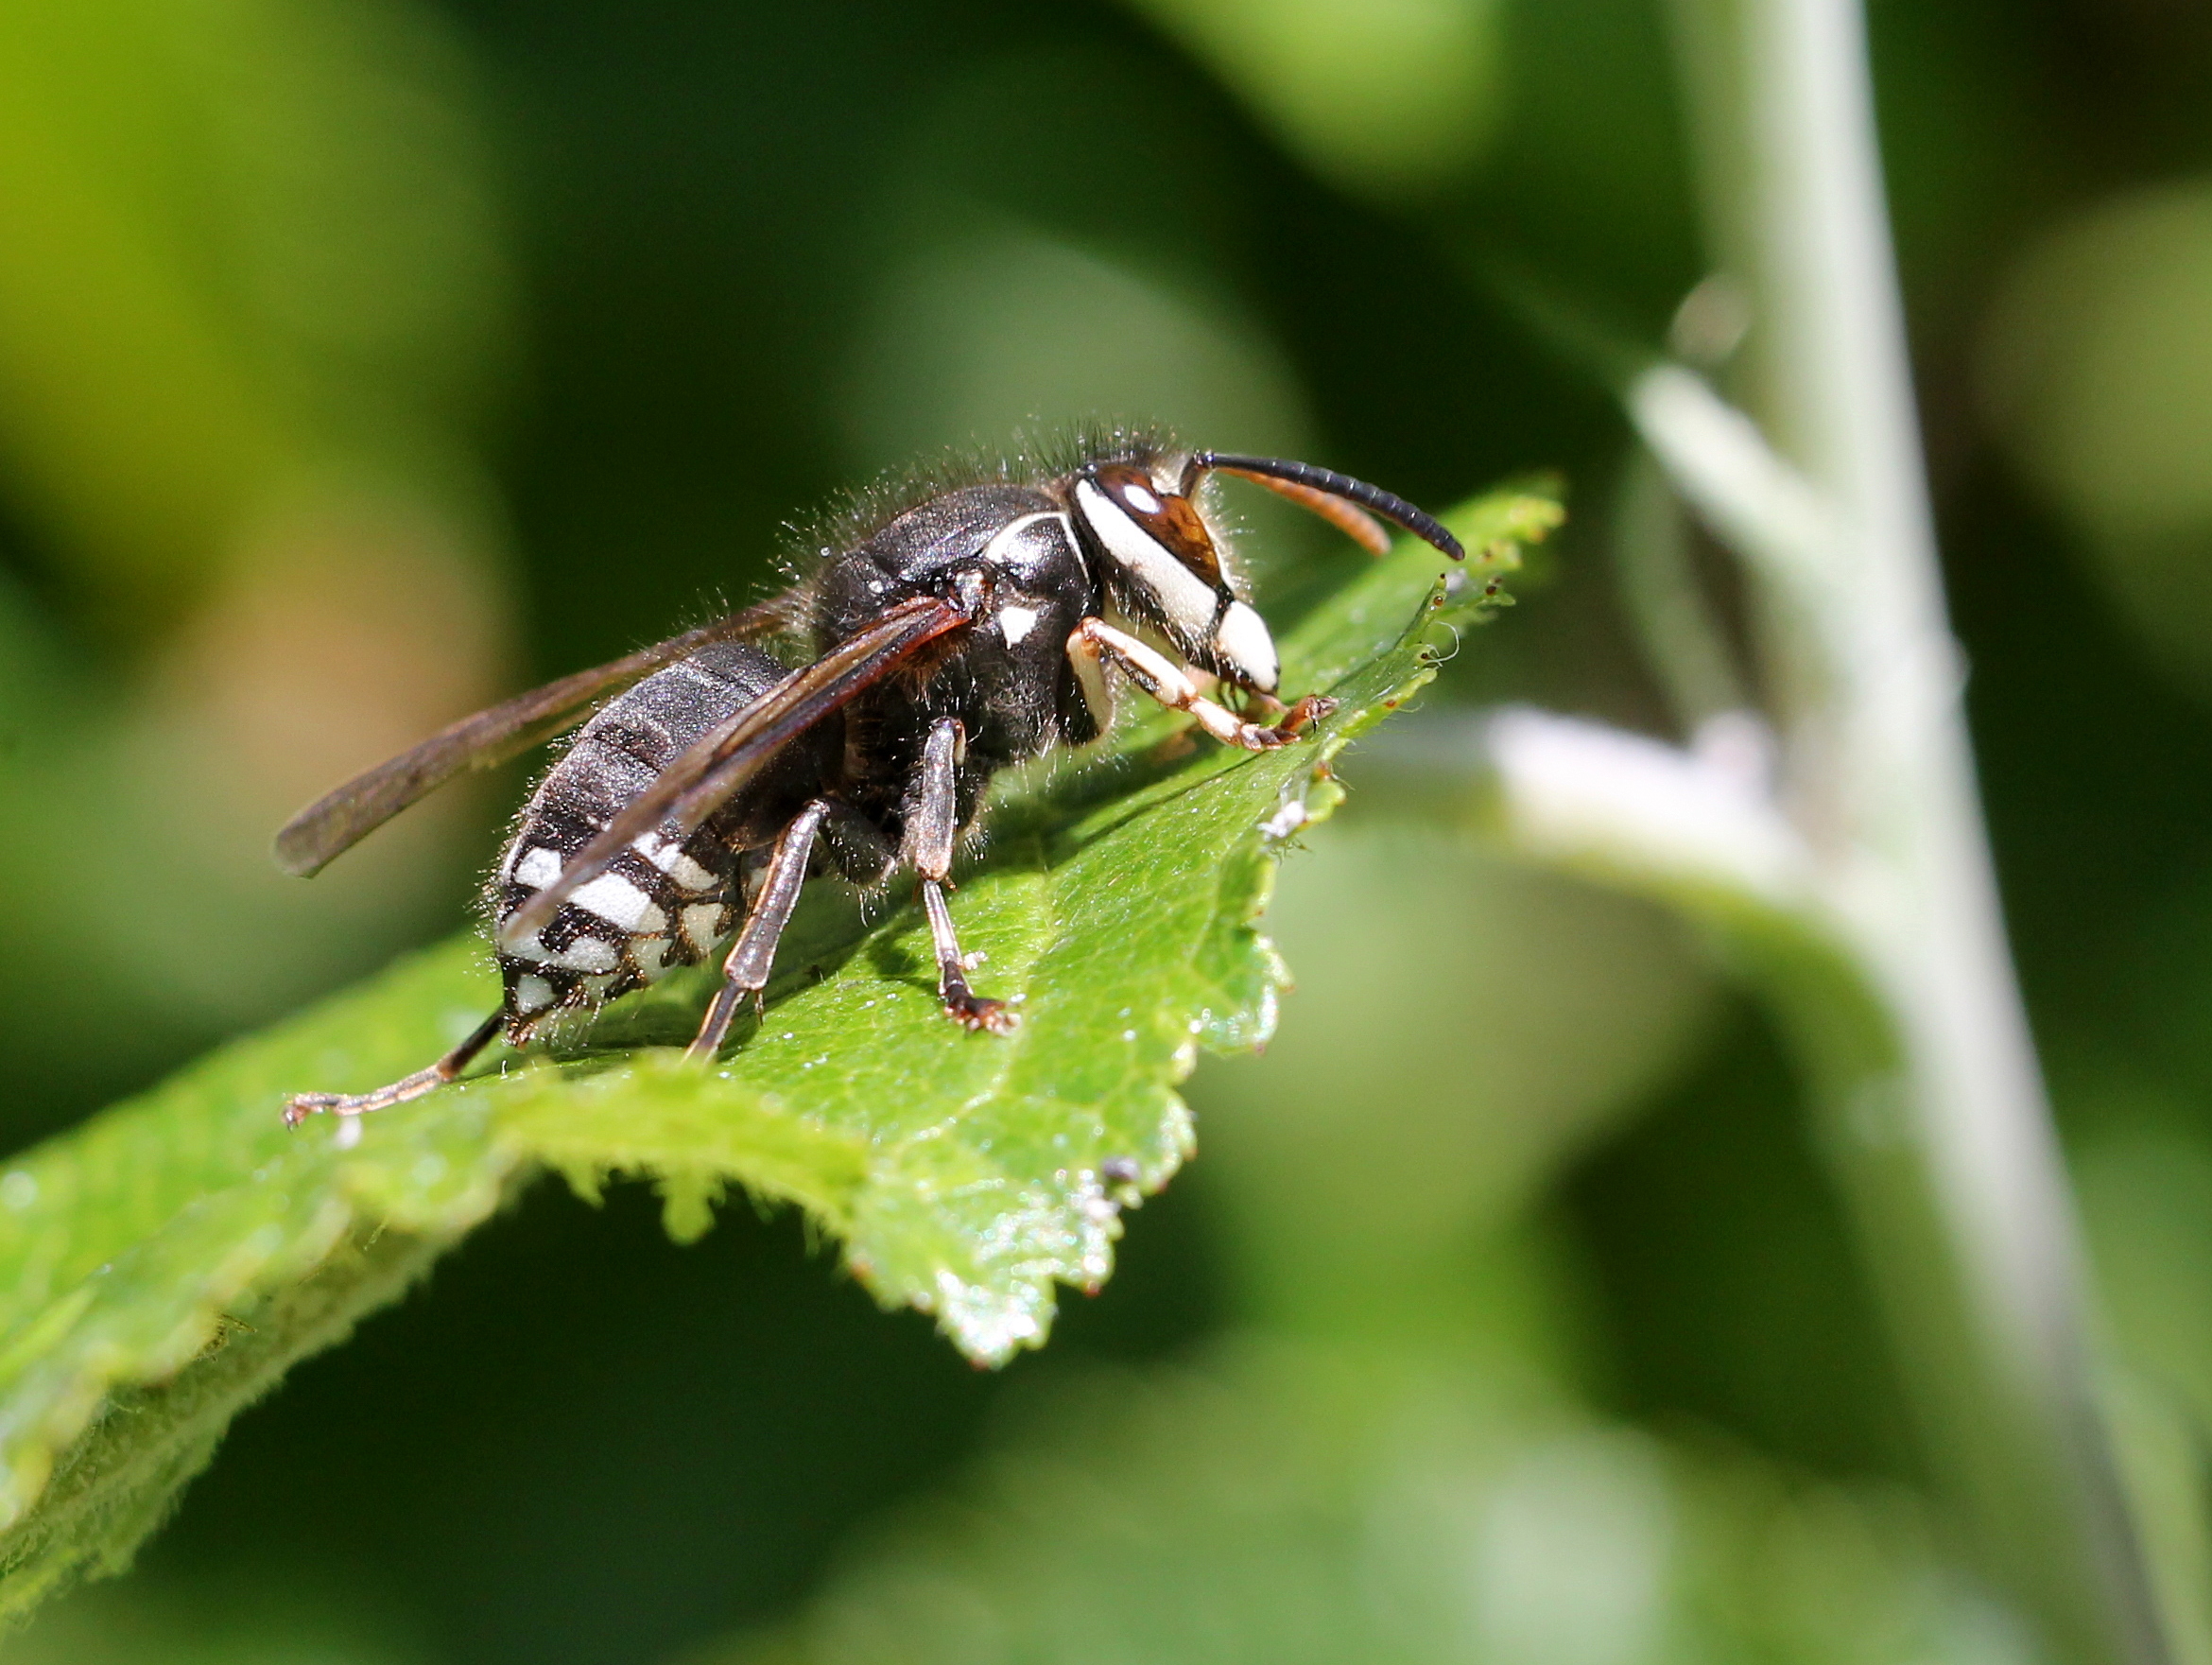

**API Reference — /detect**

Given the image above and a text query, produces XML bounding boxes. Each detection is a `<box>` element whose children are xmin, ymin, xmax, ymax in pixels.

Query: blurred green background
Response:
<box><xmin>5</xmin><ymin>0</ymin><xmax>2212</xmax><ymax>1660</ymax></box>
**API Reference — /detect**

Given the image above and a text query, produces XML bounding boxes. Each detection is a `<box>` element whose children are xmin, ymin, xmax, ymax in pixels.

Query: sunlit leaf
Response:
<box><xmin>0</xmin><ymin>486</ymin><xmax>1552</xmax><ymax>1617</ymax></box>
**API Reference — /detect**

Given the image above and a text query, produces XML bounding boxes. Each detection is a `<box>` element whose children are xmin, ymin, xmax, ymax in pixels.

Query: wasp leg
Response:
<box><xmin>1068</xmin><ymin>618</ymin><xmax>1336</xmax><ymax>748</ymax></box>
<box><xmin>689</xmin><ymin>799</ymin><xmax>835</xmax><ymax>1059</ymax></box>
<box><xmin>906</xmin><ymin>718</ymin><xmax>1016</xmax><ymax>1034</ymax></box>
<box><xmin>821</xmin><ymin>797</ymin><xmax>898</xmax><ymax>888</ymax></box>
<box><xmin>283</xmin><ymin>1007</ymin><xmax>508</xmax><ymax>1127</ymax></box>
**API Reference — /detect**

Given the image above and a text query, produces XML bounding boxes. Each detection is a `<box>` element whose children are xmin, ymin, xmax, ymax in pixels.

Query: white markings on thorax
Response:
<box><xmin>978</xmin><ymin>511</ymin><xmax>1063</xmax><ymax>569</ymax></box>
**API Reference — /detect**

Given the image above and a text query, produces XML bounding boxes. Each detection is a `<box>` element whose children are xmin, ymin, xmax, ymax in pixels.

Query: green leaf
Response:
<box><xmin>0</xmin><ymin>485</ymin><xmax>1555</xmax><ymax>1617</ymax></box>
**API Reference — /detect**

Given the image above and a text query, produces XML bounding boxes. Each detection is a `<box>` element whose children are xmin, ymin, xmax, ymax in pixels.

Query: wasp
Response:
<box><xmin>274</xmin><ymin>434</ymin><xmax>1462</xmax><ymax>1123</ymax></box>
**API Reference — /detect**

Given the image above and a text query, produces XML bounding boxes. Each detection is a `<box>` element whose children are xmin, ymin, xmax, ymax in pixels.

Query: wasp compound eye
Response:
<box><xmin>1090</xmin><ymin>463</ymin><xmax>1223</xmax><ymax>584</ymax></box>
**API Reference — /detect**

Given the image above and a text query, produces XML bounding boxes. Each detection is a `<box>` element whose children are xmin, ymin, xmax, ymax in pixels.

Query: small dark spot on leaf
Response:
<box><xmin>196</xmin><ymin>1314</ymin><xmax>255</xmax><ymax>1363</ymax></box>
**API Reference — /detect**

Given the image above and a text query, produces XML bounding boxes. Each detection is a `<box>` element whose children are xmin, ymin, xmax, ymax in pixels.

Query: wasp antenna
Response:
<box><xmin>1210</xmin><ymin>466</ymin><xmax>1393</xmax><ymax>556</ymax></box>
<box><xmin>1187</xmin><ymin>453</ymin><xmax>1464</xmax><ymax>561</ymax></box>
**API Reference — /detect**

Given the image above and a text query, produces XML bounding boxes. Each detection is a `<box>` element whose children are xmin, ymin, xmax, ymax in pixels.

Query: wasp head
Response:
<box><xmin>1068</xmin><ymin>461</ymin><xmax>1281</xmax><ymax>695</ymax></box>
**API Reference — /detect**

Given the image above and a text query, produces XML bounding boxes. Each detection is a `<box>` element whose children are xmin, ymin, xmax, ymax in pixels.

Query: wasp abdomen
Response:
<box><xmin>492</xmin><ymin>641</ymin><xmax>814</xmax><ymax>1032</ymax></box>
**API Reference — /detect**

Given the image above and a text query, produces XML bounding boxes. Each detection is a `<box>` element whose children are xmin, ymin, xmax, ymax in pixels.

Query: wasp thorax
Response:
<box><xmin>1070</xmin><ymin>462</ymin><xmax>1280</xmax><ymax>693</ymax></box>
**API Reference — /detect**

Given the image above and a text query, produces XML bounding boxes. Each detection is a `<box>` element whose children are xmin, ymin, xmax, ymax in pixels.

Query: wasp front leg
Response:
<box><xmin>906</xmin><ymin>717</ymin><xmax>1016</xmax><ymax>1034</ymax></box>
<box><xmin>1068</xmin><ymin>618</ymin><xmax>1335</xmax><ymax>748</ymax></box>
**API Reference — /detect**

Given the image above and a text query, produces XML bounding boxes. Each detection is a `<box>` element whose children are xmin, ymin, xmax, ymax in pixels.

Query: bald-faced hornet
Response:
<box><xmin>275</xmin><ymin>435</ymin><xmax>1462</xmax><ymax>1123</ymax></box>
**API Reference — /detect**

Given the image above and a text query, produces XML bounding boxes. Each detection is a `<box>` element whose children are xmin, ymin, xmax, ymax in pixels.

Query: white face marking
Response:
<box><xmin>682</xmin><ymin>903</ymin><xmax>725</xmax><ymax>952</ymax></box>
<box><xmin>1074</xmin><ymin>479</ymin><xmax>1218</xmax><ymax>642</ymax></box>
<box><xmin>513</xmin><ymin>846</ymin><xmax>562</xmax><ymax>890</ymax></box>
<box><xmin>514</xmin><ymin>974</ymin><xmax>557</xmax><ymax>1015</ymax></box>
<box><xmin>570</xmin><ymin>873</ymin><xmax>662</xmax><ymax>932</ymax></box>
<box><xmin>1211</xmin><ymin>600</ymin><xmax>1280</xmax><ymax>694</ymax></box>
<box><xmin>997</xmin><ymin>604</ymin><xmax>1040</xmax><ymax>646</ymax></box>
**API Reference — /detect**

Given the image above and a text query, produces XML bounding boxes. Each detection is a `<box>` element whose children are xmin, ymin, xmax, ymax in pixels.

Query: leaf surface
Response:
<box><xmin>0</xmin><ymin>487</ymin><xmax>1556</xmax><ymax>1616</ymax></box>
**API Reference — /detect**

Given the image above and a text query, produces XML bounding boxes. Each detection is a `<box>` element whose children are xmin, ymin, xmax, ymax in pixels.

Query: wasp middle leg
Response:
<box><xmin>905</xmin><ymin>717</ymin><xmax>1016</xmax><ymax>1034</ymax></box>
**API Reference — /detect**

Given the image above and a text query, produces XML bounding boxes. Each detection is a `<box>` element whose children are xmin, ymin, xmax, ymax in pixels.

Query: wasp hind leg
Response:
<box><xmin>688</xmin><ymin>800</ymin><xmax>834</xmax><ymax>1060</ymax></box>
<box><xmin>907</xmin><ymin>718</ymin><xmax>1017</xmax><ymax>1034</ymax></box>
<box><xmin>687</xmin><ymin>796</ymin><xmax>904</xmax><ymax>1061</ymax></box>
<box><xmin>283</xmin><ymin>1007</ymin><xmax>509</xmax><ymax>1127</ymax></box>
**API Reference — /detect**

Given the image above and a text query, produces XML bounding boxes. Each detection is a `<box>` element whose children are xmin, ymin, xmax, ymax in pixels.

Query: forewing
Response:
<box><xmin>273</xmin><ymin>596</ymin><xmax>800</xmax><ymax>877</ymax></box>
<box><xmin>500</xmin><ymin>594</ymin><xmax>970</xmax><ymax>947</ymax></box>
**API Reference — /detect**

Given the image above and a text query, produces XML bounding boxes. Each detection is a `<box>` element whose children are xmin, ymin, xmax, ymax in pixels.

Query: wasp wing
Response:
<box><xmin>274</xmin><ymin>595</ymin><xmax>803</xmax><ymax>878</ymax></box>
<box><xmin>500</xmin><ymin>593</ymin><xmax>970</xmax><ymax>947</ymax></box>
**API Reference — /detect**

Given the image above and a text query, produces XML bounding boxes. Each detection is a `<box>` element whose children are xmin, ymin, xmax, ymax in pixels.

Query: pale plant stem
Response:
<box><xmin>1665</xmin><ymin>1</ymin><xmax>2169</xmax><ymax>1659</ymax></box>
<box><xmin>1609</xmin><ymin>448</ymin><xmax>1746</xmax><ymax>733</ymax></box>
